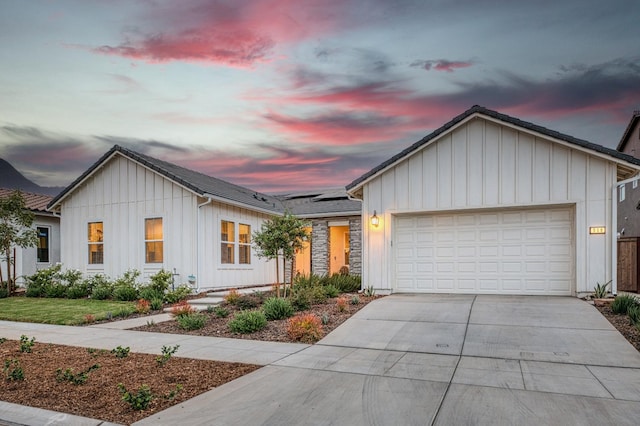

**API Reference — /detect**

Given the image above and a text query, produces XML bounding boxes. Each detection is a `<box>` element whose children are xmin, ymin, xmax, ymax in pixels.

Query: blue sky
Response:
<box><xmin>1</xmin><ymin>0</ymin><xmax>639</xmax><ymax>192</ymax></box>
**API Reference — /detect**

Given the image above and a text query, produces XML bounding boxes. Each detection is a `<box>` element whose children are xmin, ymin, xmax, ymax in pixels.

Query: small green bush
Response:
<box><xmin>118</xmin><ymin>383</ymin><xmax>153</xmax><ymax>411</ymax></box>
<box><xmin>213</xmin><ymin>306</ymin><xmax>229</xmax><ymax>318</ymax></box>
<box><xmin>111</xmin><ymin>346</ymin><xmax>130</xmax><ymax>358</ymax></box>
<box><xmin>611</xmin><ymin>294</ymin><xmax>638</xmax><ymax>315</ymax></box>
<box><xmin>291</xmin><ymin>291</ymin><xmax>311</xmax><ymax>311</ymax></box>
<box><xmin>55</xmin><ymin>364</ymin><xmax>100</xmax><ymax>385</ymax></box>
<box><xmin>262</xmin><ymin>297</ymin><xmax>294</xmax><ymax>320</ymax></box>
<box><xmin>148</xmin><ymin>269</ymin><xmax>173</xmax><ymax>294</ymax></box>
<box><xmin>25</xmin><ymin>264</ymin><xmax>62</xmax><ymax>297</ymax></box>
<box><xmin>149</xmin><ymin>297</ymin><xmax>164</xmax><ymax>311</ymax></box>
<box><xmin>4</xmin><ymin>359</ymin><xmax>24</xmax><ymax>381</ymax></box>
<box><xmin>350</xmin><ymin>295</ymin><xmax>360</xmax><ymax>305</ymax></box>
<box><xmin>156</xmin><ymin>344</ymin><xmax>180</xmax><ymax>367</ymax></box>
<box><xmin>113</xmin><ymin>284</ymin><xmax>139</xmax><ymax>301</ymax></box>
<box><xmin>236</xmin><ymin>294</ymin><xmax>259</xmax><ymax>310</ymax></box>
<box><xmin>323</xmin><ymin>285</ymin><xmax>340</xmax><ymax>298</ymax></box>
<box><xmin>19</xmin><ymin>335</ymin><xmax>35</xmax><ymax>353</ymax></box>
<box><xmin>44</xmin><ymin>282</ymin><xmax>67</xmax><ymax>298</ymax></box>
<box><xmin>176</xmin><ymin>312</ymin><xmax>208</xmax><ymax>330</ymax></box>
<box><xmin>86</xmin><ymin>274</ymin><xmax>113</xmax><ymax>298</ymax></box>
<box><xmin>66</xmin><ymin>283</ymin><xmax>90</xmax><ymax>299</ymax></box>
<box><xmin>139</xmin><ymin>286</ymin><xmax>163</xmax><ymax>302</ymax></box>
<box><xmin>628</xmin><ymin>304</ymin><xmax>640</xmax><ymax>326</ymax></box>
<box><xmin>164</xmin><ymin>285</ymin><xmax>192</xmax><ymax>304</ymax></box>
<box><xmin>91</xmin><ymin>284</ymin><xmax>112</xmax><ymax>300</ymax></box>
<box><xmin>0</xmin><ymin>286</ymin><xmax>8</xmax><ymax>298</ymax></box>
<box><xmin>322</xmin><ymin>273</ymin><xmax>361</xmax><ymax>293</ymax></box>
<box><xmin>228</xmin><ymin>310</ymin><xmax>267</xmax><ymax>334</ymax></box>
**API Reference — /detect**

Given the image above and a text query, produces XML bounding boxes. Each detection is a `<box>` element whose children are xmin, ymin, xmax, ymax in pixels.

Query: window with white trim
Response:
<box><xmin>633</xmin><ymin>179</ymin><xmax>638</xmax><ymax>189</ymax></box>
<box><xmin>220</xmin><ymin>220</ymin><xmax>251</xmax><ymax>265</ymax></box>
<box><xmin>145</xmin><ymin>218</ymin><xmax>163</xmax><ymax>263</ymax></box>
<box><xmin>88</xmin><ymin>222</ymin><xmax>103</xmax><ymax>264</ymax></box>
<box><xmin>619</xmin><ymin>184</ymin><xmax>626</xmax><ymax>202</ymax></box>
<box><xmin>37</xmin><ymin>226</ymin><xmax>49</xmax><ymax>263</ymax></box>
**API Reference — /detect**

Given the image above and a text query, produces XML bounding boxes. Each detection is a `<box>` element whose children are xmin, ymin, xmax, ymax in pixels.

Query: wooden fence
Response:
<box><xmin>618</xmin><ymin>237</ymin><xmax>639</xmax><ymax>293</ymax></box>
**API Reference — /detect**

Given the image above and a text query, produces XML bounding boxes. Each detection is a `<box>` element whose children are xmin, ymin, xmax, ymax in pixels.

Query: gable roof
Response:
<box><xmin>278</xmin><ymin>188</ymin><xmax>361</xmax><ymax>218</ymax></box>
<box><xmin>48</xmin><ymin>145</ymin><xmax>284</xmax><ymax>214</ymax></box>
<box><xmin>617</xmin><ymin>110</ymin><xmax>640</xmax><ymax>153</ymax></box>
<box><xmin>0</xmin><ymin>188</ymin><xmax>53</xmax><ymax>214</ymax></box>
<box><xmin>347</xmin><ymin>105</ymin><xmax>640</xmax><ymax>192</ymax></box>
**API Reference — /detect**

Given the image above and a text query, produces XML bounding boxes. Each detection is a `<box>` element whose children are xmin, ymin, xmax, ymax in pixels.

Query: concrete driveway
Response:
<box><xmin>136</xmin><ymin>295</ymin><xmax>640</xmax><ymax>426</ymax></box>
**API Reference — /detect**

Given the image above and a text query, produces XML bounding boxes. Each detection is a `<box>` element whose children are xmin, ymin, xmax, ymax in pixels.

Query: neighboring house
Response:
<box><xmin>616</xmin><ymin>110</ymin><xmax>640</xmax><ymax>238</ymax></box>
<box><xmin>279</xmin><ymin>189</ymin><xmax>361</xmax><ymax>277</ymax></box>
<box><xmin>47</xmin><ymin>146</ymin><xmax>363</xmax><ymax>291</ymax></box>
<box><xmin>0</xmin><ymin>188</ymin><xmax>60</xmax><ymax>285</ymax></box>
<box><xmin>615</xmin><ymin>110</ymin><xmax>640</xmax><ymax>292</ymax></box>
<box><xmin>347</xmin><ymin>105</ymin><xmax>640</xmax><ymax>297</ymax></box>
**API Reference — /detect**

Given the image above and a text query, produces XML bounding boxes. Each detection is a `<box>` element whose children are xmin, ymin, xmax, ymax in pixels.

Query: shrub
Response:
<box><xmin>3</xmin><ymin>359</ymin><xmax>24</xmax><ymax>381</ymax></box>
<box><xmin>320</xmin><ymin>312</ymin><xmax>330</xmax><ymax>325</ymax></box>
<box><xmin>156</xmin><ymin>345</ymin><xmax>180</xmax><ymax>367</ymax></box>
<box><xmin>323</xmin><ymin>285</ymin><xmax>340</xmax><ymax>298</ymax></box>
<box><xmin>84</xmin><ymin>314</ymin><xmax>96</xmax><ymax>324</ymax></box>
<box><xmin>611</xmin><ymin>294</ymin><xmax>638</xmax><ymax>315</ymax></box>
<box><xmin>60</xmin><ymin>269</ymin><xmax>83</xmax><ymax>287</ymax></box>
<box><xmin>262</xmin><ymin>297</ymin><xmax>294</xmax><ymax>320</ymax></box>
<box><xmin>19</xmin><ymin>335</ymin><xmax>35</xmax><ymax>353</ymax></box>
<box><xmin>117</xmin><ymin>383</ymin><xmax>153</xmax><ymax>411</ymax></box>
<box><xmin>170</xmin><ymin>300</ymin><xmax>195</xmax><ymax>318</ymax></box>
<box><xmin>135</xmin><ymin>298</ymin><xmax>151</xmax><ymax>314</ymax></box>
<box><xmin>350</xmin><ymin>295</ymin><xmax>360</xmax><ymax>305</ymax></box>
<box><xmin>25</xmin><ymin>264</ymin><xmax>62</xmax><ymax>297</ymax></box>
<box><xmin>177</xmin><ymin>312</ymin><xmax>207</xmax><ymax>330</ymax></box>
<box><xmin>149</xmin><ymin>297</ymin><xmax>164</xmax><ymax>311</ymax></box>
<box><xmin>287</xmin><ymin>313</ymin><xmax>323</xmax><ymax>343</ymax></box>
<box><xmin>44</xmin><ymin>282</ymin><xmax>67</xmax><ymax>298</ymax></box>
<box><xmin>224</xmin><ymin>289</ymin><xmax>241</xmax><ymax>305</ymax></box>
<box><xmin>139</xmin><ymin>286</ymin><xmax>163</xmax><ymax>302</ymax></box>
<box><xmin>593</xmin><ymin>281</ymin><xmax>611</xmax><ymax>299</ymax></box>
<box><xmin>91</xmin><ymin>283</ymin><xmax>113</xmax><ymax>300</ymax></box>
<box><xmin>628</xmin><ymin>304</ymin><xmax>640</xmax><ymax>326</ymax></box>
<box><xmin>336</xmin><ymin>296</ymin><xmax>348</xmax><ymax>312</ymax></box>
<box><xmin>322</xmin><ymin>273</ymin><xmax>361</xmax><ymax>293</ymax></box>
<box><xmin>363</xmin><ymin>285</ymin><xmax>376</xmax><ymax>297</ymax></box>
<box><xmin>236</xmin><ymin>294</ymin><xmax>259</xmax><ymax>310</ymax></box>
<box><xmin>164</xmin><ymin>285</ymin><xmax>192</xmax><ymax>304</ymax></box>
<box><xmin>148</xmin><ymin>269</ymin><xmax>173</xmax><ymax>294</ymax></box>
<box><xmin>0</xmin><ymin>287</ymin><xmax>8</xmax><ymax>298</ymax></box>
<box><xmin>55</xmin><ymin>364</ymin><xmax>100</xmax><ymax>385</ymax></box>
<box><xmin>228</xmin><ymin>310</ymin><xmax>267</xmax><ymax>334</ymax></box>
<box><xmin>112</xmin><ymin>270</ymin><xmax>140</xmax><ymax>301</ymax></box>
<box><xmin>291</xmin><ymin>285</ymin><xmax>326</xmax><ymax>311</ymax></box>
<box><xmin>66</xmin><ymin>283</ymin><xmax>90</xmax><ymax>299</ymax></box>
<box><xmin>111</xmin><ymin>346</ymin><xmax>130</xmax><ymax>358</ymax></box>
<box><xmin>293</xmin><ymin>274</ymin><xmax>322</xmax><ymax>288</ymax></box>
<box><xmin>213</xmin><ymin>306</ymin><xmax>229</xmax><ymax>318</ymax></box>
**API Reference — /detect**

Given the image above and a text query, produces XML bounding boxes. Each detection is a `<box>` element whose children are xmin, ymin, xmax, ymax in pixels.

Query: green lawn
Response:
<box><xmin>0</xmin><ymin>297</ymin><xmax>136</xmax><ymax>325</ymax></box>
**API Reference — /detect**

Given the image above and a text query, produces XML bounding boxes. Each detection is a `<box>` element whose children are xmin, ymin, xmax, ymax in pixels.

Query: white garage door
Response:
<box><xmin>394</xmin><ymin>207</ymin><xmax>574</xmax><ymax>295</ymax></box>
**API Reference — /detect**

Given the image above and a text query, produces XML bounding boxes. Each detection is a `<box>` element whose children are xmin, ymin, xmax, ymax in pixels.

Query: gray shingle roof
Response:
<box><xmin>617</xmin><ymin>110</ymin><xmax>640</xmax><ymax>153</ymax></box>
<box><xmin>0</xmin><ymin>188</ymin><xmax>53</xmax><ymax>213</ymax></box>
<box><xmin>347</xmin><ymin>105</ymin><xmax>640</xmax><ymax>191</ymax></box>
<box><xmin>48</xmin><ymin>145</ymin><xmax>285</xmax><ymax>213</ymax></box>
<box><xmin>278</xmin><ymin>188</ymin><xmax>361</xmax><ymax>217</ymax></box>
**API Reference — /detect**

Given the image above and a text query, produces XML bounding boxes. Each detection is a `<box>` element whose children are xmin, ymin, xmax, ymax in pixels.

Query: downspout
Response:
<box><xmin>196</xmin><ymin>197</ymin><xmax>213</xmax><ymax>293</ymax></box>
<box><xmin>613</xmin><ymin>173</ymin><xmax>640</xmax><ymax>295</ymax></box>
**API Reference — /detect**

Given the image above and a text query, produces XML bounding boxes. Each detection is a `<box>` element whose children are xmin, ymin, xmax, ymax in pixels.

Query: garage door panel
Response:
<box><xmin>394</xmin><ymin>207</ymin><xmax>573</xmax><ymax>295</ymax></box>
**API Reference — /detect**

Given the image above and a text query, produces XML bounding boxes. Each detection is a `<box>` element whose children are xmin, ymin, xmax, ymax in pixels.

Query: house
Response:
<box><xmin>346</xmin><ymin>106</ymin><xmax>640</xmax><ymax>296</ymax></box>
<box><xmin>47</xmin><ymin>146</ymin><xmax>362</xmax><ymax>290</ymax></box>
<box><xmin>0</xmin><ymin>188</ymin><xmax>60</xmax><ymax>285</ymax></box>
<box><xmin>279</xmin><ymin>189</ymin><xmax>361</xmax><ymax>277</ymax></box>
<box><xmin>615</xmin><ymin>110</ymin><xmax>640</xmax><ymax>292</ymax></box>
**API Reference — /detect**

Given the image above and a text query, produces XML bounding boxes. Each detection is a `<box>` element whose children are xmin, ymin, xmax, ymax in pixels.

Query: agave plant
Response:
<box><xmin>593</xmin><ymin>281</ymin><xmax>611</xmax><ymax>299</ymax></box>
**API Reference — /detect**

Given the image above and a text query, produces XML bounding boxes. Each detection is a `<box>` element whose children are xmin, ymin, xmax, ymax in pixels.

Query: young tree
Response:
<box><xmin>0</xmin><ymin>190</ymin><xmax>38</xmax><ymax>293</ymax></box>
<box><xmin>252</xmin><ymin>212</ymin><xmax>310</xmax><ymax>297</ymax></box>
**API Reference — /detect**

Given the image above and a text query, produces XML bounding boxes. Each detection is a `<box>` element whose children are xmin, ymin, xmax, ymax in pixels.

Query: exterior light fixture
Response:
<box><xmin>371</xmin><ymin>210</ymin><xmax>380</xmax><ymax>227</ymax></box>
<box><xmin>589</xmin><ymin>227</ymin><xmax>606</xmax><ymax>235</ymax></box>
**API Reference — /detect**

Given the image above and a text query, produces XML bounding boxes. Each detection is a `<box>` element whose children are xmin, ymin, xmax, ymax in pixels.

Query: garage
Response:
<box><xmin>394</xmin><ymin>207</ymin><xmax>574</xmax><ymax>295</ymax></box>
<box><xmin>347</xmin><ymin>106</ymin><xmax>640</xmax><ymax>296</ymax></box>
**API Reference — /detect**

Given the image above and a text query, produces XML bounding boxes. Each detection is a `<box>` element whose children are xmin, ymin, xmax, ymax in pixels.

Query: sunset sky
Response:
<box><xmin>1</xmin><ymin>0</ymin><xmax>639</xmax><ymax>192</ymax></box>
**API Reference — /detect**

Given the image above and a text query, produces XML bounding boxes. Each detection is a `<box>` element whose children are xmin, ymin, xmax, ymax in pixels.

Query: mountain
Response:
<box><xmin>0</xmin><ymin>158</ymin><xmax>64</xmax><ymax>196</ymax></box>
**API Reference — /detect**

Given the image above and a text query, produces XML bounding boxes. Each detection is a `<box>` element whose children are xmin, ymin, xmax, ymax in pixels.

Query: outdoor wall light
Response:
<box><xmin>371</xmin><ymin>210</ymin><xmax>380</xmax><ymax>227</ymax></box>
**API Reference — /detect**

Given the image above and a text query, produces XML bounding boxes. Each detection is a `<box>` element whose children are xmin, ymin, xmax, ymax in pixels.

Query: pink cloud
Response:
<box><xmin>92</xmin><ymin>0</ymin><xmax>345</xmax><ymax>67</ymax></box>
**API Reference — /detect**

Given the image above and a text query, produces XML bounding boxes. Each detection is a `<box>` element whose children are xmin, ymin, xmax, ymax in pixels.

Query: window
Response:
<box><xmin>221</xmin><ymin>220</ymin><xmax>235</xmax><ymax>264</ymax></box>
<box><xmin>239</xmin><ymin>224</ymin><xmax>251</xmax><ymax>264</ymax></box>
<box><xmin>620</xmin><ymin>184</ymin><xmax>626</xmax><ymax>202</ymax></box>
<box><xmin>634</xmin><ymin>179</ymin><xmax>638</xmax><ymax>189</ymax></box>
<box><xmin>36</xmin><ymin>227</ymin><xmax>49</xmax><ymax>263</ymax></box>
<box><xmin>88</xmin><ymin>222</ymin><xmax>103</xmax><ymax>264</ymax></box>
<box><xmin>220</xmin><ymin>220</ymin><xmax>251</xmax><ymax>265</ymax></box>
<box><xmin>145</xmin><ymin>218</ymin><xmax>163</xmax><ymax>263</ymax></box>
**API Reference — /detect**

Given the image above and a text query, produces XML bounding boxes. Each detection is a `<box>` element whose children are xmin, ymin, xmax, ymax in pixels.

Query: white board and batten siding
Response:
<box><xmin>59</xmin><ymin>154</ymin><xmax>276</xmax><ymax>289</ymax></box>
<box><xmin>362</xmin><ymin>117</ymin><xmax>617</xmax><ymax>295</ymax></box>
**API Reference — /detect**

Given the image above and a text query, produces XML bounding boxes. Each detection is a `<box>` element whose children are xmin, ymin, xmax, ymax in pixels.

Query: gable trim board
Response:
<box><xmin>348</xmin><ymin>106</ymin><xmax>640</xmax><ymax>296</ymax></box>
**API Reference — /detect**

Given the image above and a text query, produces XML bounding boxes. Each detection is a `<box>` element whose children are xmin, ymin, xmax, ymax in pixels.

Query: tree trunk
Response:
<box><xmin>275</xmin><ymin>255</ymin><xmax>280</xmax><ymax>298</ymax></box>
<box><xmin>12</xmin><ymin>247</ymin><xmax>16</xmax><ymax>293</ymax></box>
<box><xmin>5</xmin><ymin>248</ymin><xmax>11</xmax><ymax>294</ymax></box>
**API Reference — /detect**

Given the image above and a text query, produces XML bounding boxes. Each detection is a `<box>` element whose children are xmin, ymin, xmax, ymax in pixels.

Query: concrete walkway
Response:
<box><xmin>136</xmin><ymin>294</ymin><xmax>640</xmax><ymax>426</ymax></box>
<box><xmin>2</xmin><ymin>295</ymin><xmax>640</xmax><ymax>425</ymax></box>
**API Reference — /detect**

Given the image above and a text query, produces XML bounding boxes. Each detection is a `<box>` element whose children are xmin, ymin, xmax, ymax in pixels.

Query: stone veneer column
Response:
<box><xmin>348</xmin><ymin>217</ymin><xmax>362</xmax><ymax>276</ymax></box>
<box><xmin>311</xmin><ymin>220</ymin><xmax>329</xmax><ymax>275</ymax></box>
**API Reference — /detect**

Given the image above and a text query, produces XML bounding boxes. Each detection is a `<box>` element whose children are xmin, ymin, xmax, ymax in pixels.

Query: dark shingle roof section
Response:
<box><xmin>0</xmin><ymin>188</ymin><xmax>53</xmax><ymax>213</ymax></box>
<box><xmin>48</xmin><ymin>145</ymin><xmax>284</xmax><ymax>213</ymax></box>
<box><xmin>347</xmin><ymin>105</ymin><xmax>640</xmax><ymax>191</ymax></box>
<box><xmin>279</xmin><ymin>188</ymin><xmax>361</xmax><ymax>217</ymax></box>
<box><xmin>617</xmin><ymin>110</ymin><xmax>640</xmax><ymax>153</ymax></box>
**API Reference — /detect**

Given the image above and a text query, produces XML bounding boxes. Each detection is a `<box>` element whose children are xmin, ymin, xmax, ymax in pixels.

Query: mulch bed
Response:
<box><xmin>0</xmin><ymin>340</ymin><xmax>259</xmax><ymax>425</ymax></box>
<box><xmin>130</xmin><ymin>293</ymin><xmax>379</xmax><ymax>342</ymax></box>
<box><xmin>595</xmin><ymin>304</ymin><xmax>640</xmax><ymax>352</ymax></box>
